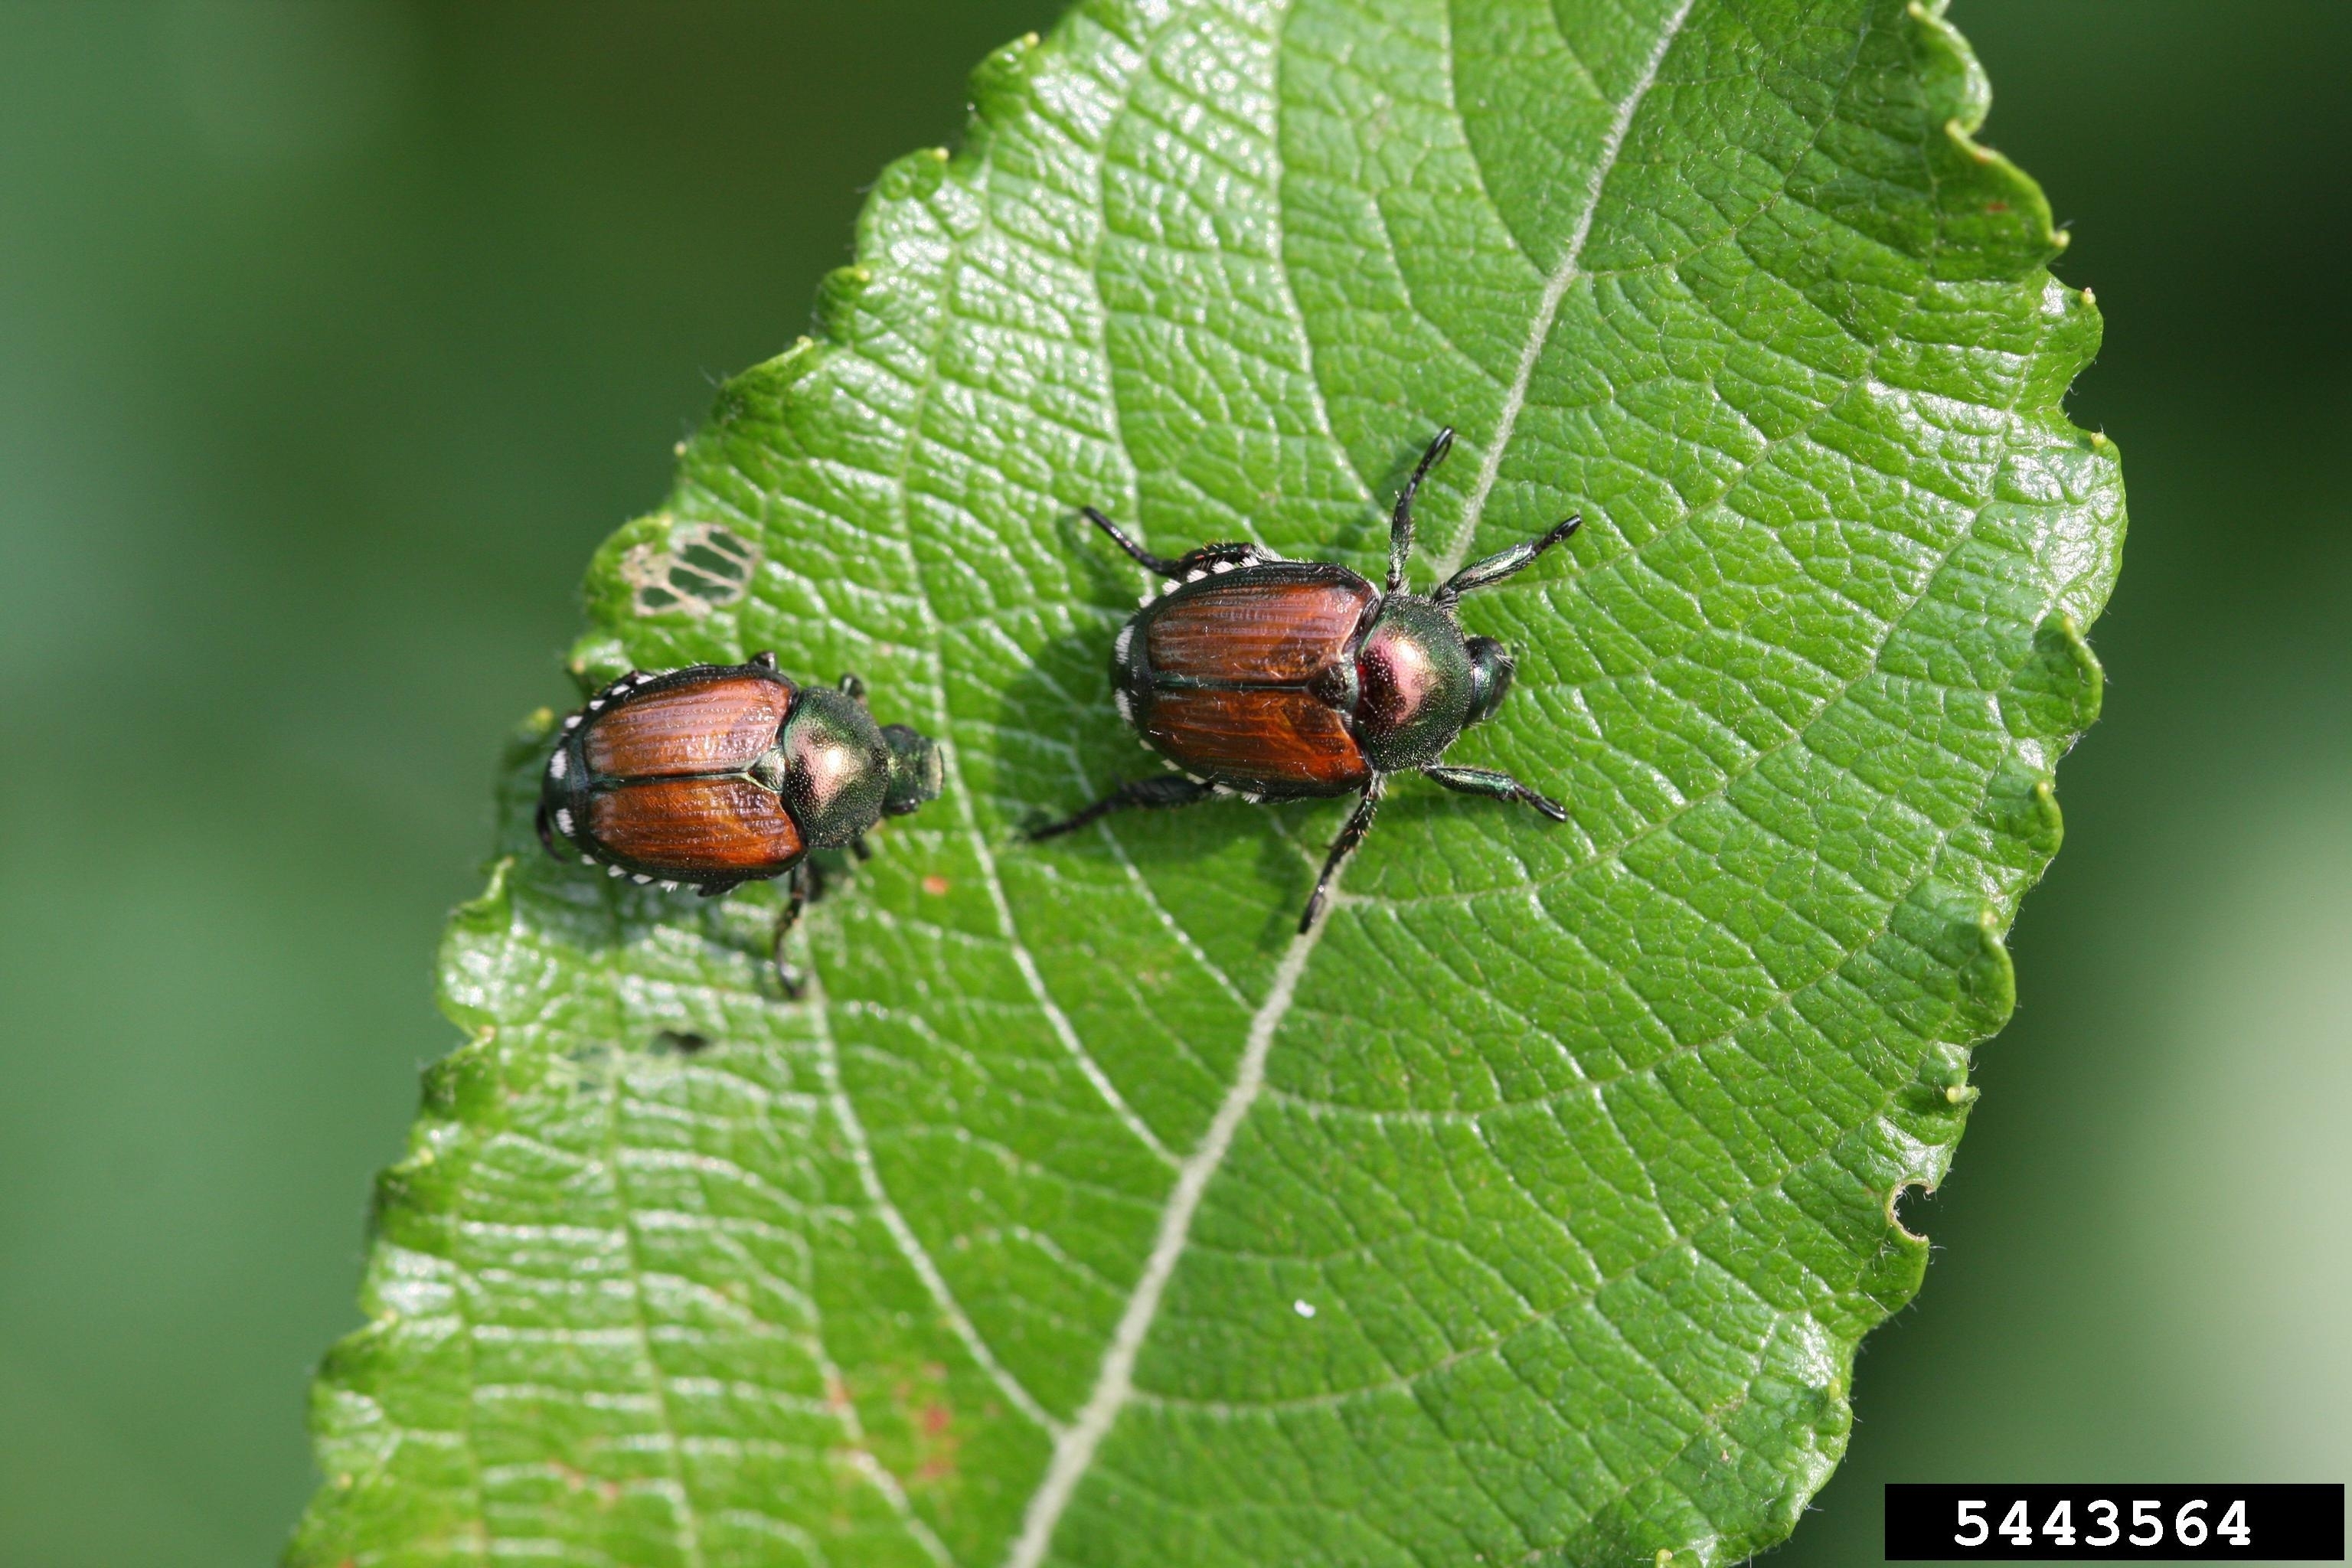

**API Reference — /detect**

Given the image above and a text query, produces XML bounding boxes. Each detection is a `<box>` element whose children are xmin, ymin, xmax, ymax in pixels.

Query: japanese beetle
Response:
<box><xmin>1031</xmin><ymin>429</ymin><xmax>1578</xmax><ymax>932</ymax></box>
<box><xmin>537</xmin><ymin>652</ymin><xmax>944</xmax><ymax>991</ymax></box>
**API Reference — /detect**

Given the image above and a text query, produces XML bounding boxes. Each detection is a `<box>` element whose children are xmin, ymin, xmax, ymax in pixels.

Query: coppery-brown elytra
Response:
<box><xmin>1031</xmin><ymin>428</ymin><xmax>1579</xmax><ymax>931</ymax></box>
<box><xmin>537</xmin><ymin>652</ymin><xmax>943</xmax><ymax>991</ymax></box>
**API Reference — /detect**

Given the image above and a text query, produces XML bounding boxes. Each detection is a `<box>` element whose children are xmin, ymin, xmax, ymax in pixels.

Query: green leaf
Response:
<box><xmin>294</xmin><ymin>0</ymin><xmax>2122</xmax><ymax>1563</ymax></box>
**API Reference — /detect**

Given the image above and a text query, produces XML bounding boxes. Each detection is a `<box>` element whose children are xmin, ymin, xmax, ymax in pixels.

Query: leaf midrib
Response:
<box><xmin>1436</xmin><ymin>0</ymin><xmax>1702</xmax><ymax>586</ymax></box>
<box><xmin>629</xmin><ymin>2</ymin><xmax>1998</xmax><ymax>1562</ymax></box>
<box><xmin>985</xmin><ymin>3</ymin><xmax>1706</xmax><ymax>1563</ymax></box>
<box><xmin>808</xmin><ymin>972</ymin><xmax>1069</xmax><ymax>1437</ymax></box>
<box><xmin>287</xmin><ymin>2</ymin><xmax>2118</xmax><ymax>1562</ymax></box>
<box><xmin>605</xmin><ymin>1060</ymin><xmax>714</xmax><ymax>1568</ymax></box>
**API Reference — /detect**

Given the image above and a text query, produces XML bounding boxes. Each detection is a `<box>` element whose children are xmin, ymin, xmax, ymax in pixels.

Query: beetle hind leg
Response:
<box><xmin>1423</xmin><ymin>764</ymin><xmax>1569</xmax><ymax>822</ymax></box>
<box><xmin>1300</xmin><ymin>777</ymin><xmax>1387</xmax><ymax>933</ymax></box>
<box><xmin>770</xmin><ymin>860</ymin><xmax>818</xmax><ymax>998</ymax></box>
<box><xmin>1027</xmin><ymin>774</ymin><xmax>1217</xmax><ymax>841</ymax></box>
<box><xmin>1082</xmin><ymin>507</ymin><xmax>1183</xmax><ymax>579</ymax></box>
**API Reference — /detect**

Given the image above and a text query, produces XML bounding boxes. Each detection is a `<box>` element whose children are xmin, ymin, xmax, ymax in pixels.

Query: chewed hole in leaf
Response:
<box><xmin>620</xmin><ymin>518</ymin><xmax>758</xmax><ymax>617</ymax></box>
<box><xmin>1890</xmin><ymin>1181</ymin><xmax>1937</xmax><ymax>1246</ymax></box>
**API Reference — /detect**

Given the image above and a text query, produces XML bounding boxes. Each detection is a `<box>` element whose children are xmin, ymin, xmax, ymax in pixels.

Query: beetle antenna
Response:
<box><xmin>1083</xmin><ymin>507</ymin><xmax>1183</xmax><ymax>579</ymax></box>
<box><xmin>1389</xmin><ymin>426</ymin><xmax>1455</xmax><ymax>595</ymax></box>
<box><xmin>1432</xmin><ymin>514</ymin><xmax>1581</xmax><ymax>606</ymax></box>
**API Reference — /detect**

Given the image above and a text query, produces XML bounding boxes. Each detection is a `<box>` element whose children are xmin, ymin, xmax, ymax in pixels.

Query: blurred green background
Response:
<box><xmin>0</xmin><ymin>2</ymin><xmax>2340</xmax><ymax>1563</ymax></box>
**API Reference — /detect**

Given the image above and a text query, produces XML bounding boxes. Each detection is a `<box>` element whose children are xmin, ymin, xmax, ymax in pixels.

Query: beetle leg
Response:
<box><xmin>1301</xmin><ymin>776</ymin><xmax>1387</xmax><ymax>933</ymax></box>
<box><xmin>849</xmin><ymin>836</ymin><xmax>873</xmax><ymax>863</ymax></box>
<box><xmin>838</xmin><ymin>671</ymin><xmax>867</xmax><ymax>701</ymax></box>
<box><xmin>1082</xmin><ymin>506</ymin><xmax>1184</xmax><ymax>579</ymax></box>
<box><xmin>750</xmin><ymin>650</ymin><xmax>781</xmax><ymax>671</ymax></box>
<box><xmin>1388</xmin><ymin>426</ymin><xmax>1455</xmax><ymax>595</ymax></box>
<box><xmin>771</xmin><ymin>861</ymin><xmax>817</xmax><ymax>998</ymax></box>
<box><xmin>1423</xmin><ymin>764</ymin><xmax>1570</xmax><ymax>822</ymax></box>
<box><xmin>534</xmin><ymin>802</ymin><xmax>562</xmax><ymax>859</ymax></box>
<box><xmin>1432</xmin><ymin>514</ymin><xmax>1582</xmax><ymax>606</ymax></box>
<box><xmin>1027</xmin><ymin>774</ymin><xmax>1217</xmax><ymax>841</ymax></box>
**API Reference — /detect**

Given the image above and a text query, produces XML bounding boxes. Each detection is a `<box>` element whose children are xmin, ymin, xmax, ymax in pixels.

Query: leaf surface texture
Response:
<box><xmin>297</xmin><ymin>2</ymin><xmax>2122</xmax><ymax>1563</ymax></box>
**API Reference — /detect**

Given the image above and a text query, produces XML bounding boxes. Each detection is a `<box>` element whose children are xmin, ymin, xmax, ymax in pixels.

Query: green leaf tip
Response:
<box><xmin>296</xmin><ymin>2</ymin><xmax>2124</xmax><ymax>1565</ymax></box>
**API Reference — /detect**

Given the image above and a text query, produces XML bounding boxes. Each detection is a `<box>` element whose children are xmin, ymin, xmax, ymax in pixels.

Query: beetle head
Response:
<box><xmin>881</xmin><ymin>725</ymin><xmax>945</xmax><ymax>817</ymax></box>
<box><xmin>1463</xmin><ymin>636</ymin><xmax>1516</xmax><ymax>729</ymax></box>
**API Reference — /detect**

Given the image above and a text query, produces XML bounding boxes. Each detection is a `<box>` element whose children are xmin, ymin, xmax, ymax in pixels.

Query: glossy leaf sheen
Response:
<box><xmin>296</xmin><ymin>1</ymin><xmax>2122</xmax><ymax>1563</ymax></box>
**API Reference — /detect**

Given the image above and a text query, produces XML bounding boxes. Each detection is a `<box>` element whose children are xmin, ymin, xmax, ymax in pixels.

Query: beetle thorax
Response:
<box><xmin>770</xmin><ymin>686</ymin><xmax>890</xmax><ymax>848</ymax></box>
<box><xmin>1354</xmin><ymin>594</ymin><xmax>1475</xmax><ymax>771</ymax></box>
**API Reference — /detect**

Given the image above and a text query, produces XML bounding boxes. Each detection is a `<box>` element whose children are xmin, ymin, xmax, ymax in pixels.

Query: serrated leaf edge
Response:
<box><xmin>295</xmin><ymin>3</ymin><xmax>2124</xmax><ymax>1564</ymax></box>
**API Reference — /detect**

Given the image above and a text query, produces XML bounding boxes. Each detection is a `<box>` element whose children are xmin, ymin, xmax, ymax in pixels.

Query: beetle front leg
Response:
<box><xmin>1430</xmin><ymin>514</ymin><xmax>1582</xmax><ymax>606</ymax></box>
<box><xmin>770</xmin><ymin>860</ymin><xmax>818</xmax><ymax>998</ymax></box>
<box><xmin>1423</xmin><ymin>764</ymin><xmax>1569</xmax><ymax>822</ymax></box>
<box><xmin>1387</xmin><ymin>426</ymin><xmax>1455</xmax><ymax>594</ymax></box>
<box><xmin>1300</xmin><ymin>777</ymin><xmax>1386</xmax><ymax>933</ymax></box>
<box><xmin>1027</xmin><ymin>774</ymin><xmax>1217</xmax><ymax>841</ymax></box>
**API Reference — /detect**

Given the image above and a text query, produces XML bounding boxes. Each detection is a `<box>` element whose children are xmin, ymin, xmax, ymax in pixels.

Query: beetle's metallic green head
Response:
<box><xmin>880</xmin><ymin>724</ymin><xmax>944</xmax><ymax>817</ymax></box>
<box><xmin>1463</xmin><ymin>635</ymin><xmax>1516</xmax><ymax>729</ymax></box>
